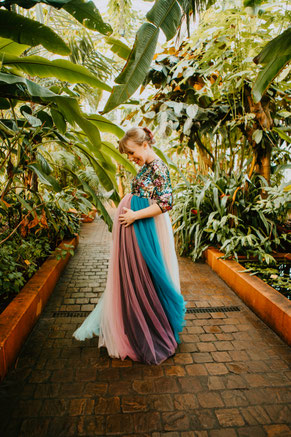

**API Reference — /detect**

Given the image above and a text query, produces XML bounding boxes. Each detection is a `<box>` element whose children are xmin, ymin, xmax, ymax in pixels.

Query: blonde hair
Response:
<box><xmin>119</xmin><ymin>127</ymin><xmax>155</xmax><ymax>154</ymax></box>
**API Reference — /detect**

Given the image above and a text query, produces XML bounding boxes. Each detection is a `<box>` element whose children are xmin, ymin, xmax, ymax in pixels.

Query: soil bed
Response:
<box><xmin>239</xmin><ymin>260</ymin><xmax>291</xmax><ymax>300</ymax></box>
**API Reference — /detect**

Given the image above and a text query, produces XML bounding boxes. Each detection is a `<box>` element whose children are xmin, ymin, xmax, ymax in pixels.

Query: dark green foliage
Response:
<box><xmin>171</xmin><ymin>171</ymin><xmax>291</xmax><ymax>262</ymax></box>
<box><xmin>0</xmin><ymin>198</ymin><xmax>80</xmax><ymax>298</ymax></box>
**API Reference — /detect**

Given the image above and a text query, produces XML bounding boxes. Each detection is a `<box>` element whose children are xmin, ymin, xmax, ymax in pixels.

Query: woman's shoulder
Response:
<box><xmin>149</xmin><ymin>158</ymin><xmax>169</xmax><ymax>174</ymax></box>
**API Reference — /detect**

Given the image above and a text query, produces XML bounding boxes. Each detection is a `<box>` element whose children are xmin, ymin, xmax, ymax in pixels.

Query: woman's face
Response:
<box><xmin>125</xmin><ymin>139</ymin><xmax>148</xmax><ymax>166</ymax></box>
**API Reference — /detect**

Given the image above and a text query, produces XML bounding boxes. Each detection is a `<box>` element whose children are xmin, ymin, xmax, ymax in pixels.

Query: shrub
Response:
<box><xmin>171</xmin><ymin>171</ymin><xmax>291</xmax><ymax>263</ymax></box>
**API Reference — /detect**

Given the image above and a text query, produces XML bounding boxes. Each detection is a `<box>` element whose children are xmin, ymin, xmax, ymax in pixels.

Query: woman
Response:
<box><xmin>73</xmin><ymin>127</ymin><xmax>186</xmax><ymax>365</ymax></box>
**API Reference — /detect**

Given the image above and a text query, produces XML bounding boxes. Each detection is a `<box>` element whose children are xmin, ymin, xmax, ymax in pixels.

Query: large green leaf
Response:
<box><xmin>55</xmin><ymin>98</ymin><xmax>102</xmax><ymax>151</ymax></box>
<box><xmin>63</xmin><ymin>0</ymin><xmax>112</xmax><ymax>35</ymax></box>
<box><xmin>0</xmin><ymin>37</ymin><xmax>29</xmax><ymax>55</ymax></box>
<box><xmin>252</xmin><ymin>55</ymin><xmax>290</xmax><ymax>103</ymax></box>
<box><xmin>105</xmin><ymin>37</ymin><xmax>131</xmax><ymax>60</ymax></box>
<box><xmin>273</xmin><ymin>127</ymin><xmax>291</xmax><ymax>144</ymax></box>
<box><xmin>103</xmin><ymin>23</ymin><xmax>159</xmax><ymax>113</ymax></box>
<box><xmin>0</xmin><ymin>0</ymin><xmax>112</xmax><ymax>35</ymax></box>
<box><xmin>253</xmin><ymin>28</ymin><xmax>291</xmax><ymax>65</ymax></box>
<box><xmin>28</xmin><ymin>163</ymin><xmax>62</xmax><ymax>191</ymax></box>
<box><xmin>86</xmin><ymin>114</ymin><xmax>124</xmax><ymax>138</ymax></box>
<box><xmin>2</xmin><ymin>55</ymin><xmax>111</xmax><ymax>91</ymax></box>
<box><xmin>73</xmin><ymin>173</ymin><xmax>113</xmax><ymax>231</ymax></box>
<box><xmin>73</xmin><ymin>133</ymin><xmax>117</xmax><ymax>175</ymax></box>
<box><xmin>115</xmin><ymin>23</ymin><xmax>159</xmax><ymax>86</ymax></box>
<box><xmin>0</xmin><ymin>0</ymin><xmax>71</xmax><ymax>7</ymax></box>
<box><xmin>252</xmin><ymin>28</ymin><xmax>291</xmax><ymax>103</ymax></box>
<box><xmin>0</xmin><ymin>10</ymin><xmax>70</xmax><ymax>55</ymax></box>
<box><xmin>101</xmin><ymin>141</ymin><xmax>137</xmax><ymax>175</ymax></box>
<box><xmin>146</xmin><ymin>0</ymin><xmax>181</xmax><ymax>40</ymax></box>
<box><xmin>51</xmin><ymin>108</ymin><xmax>66</xmax><ymax>133</ymax></box>
<box><xmin>0</xmin><ymin>71</ymin><xmax>64</xmax><ymax>99</ymax></box>
<box><xmin>103</xmin><ymin>0</ymin><xmax>209</xmax><ymax>113</ymax></box>
<box><xmin>0</xmin><ymin>73</ymin><xmax>102</xmax><ymax>151</ymax></box>
<box><xmin>72</xmin><ymin>141</ymin><xmax>116</xmax><ymax>191</ymax></box>
<box><xmin>153</xmin><ymin>145</ymin><xmax>189</xmax><ymax>185</ymax></box>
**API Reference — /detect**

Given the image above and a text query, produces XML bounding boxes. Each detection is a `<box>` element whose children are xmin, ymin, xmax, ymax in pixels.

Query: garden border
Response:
<box><xmin>205</xmin><ymin>247</ymin><xmax>291</xmax><ymax>346</ymax></box>
<box><xmin>0</xmin><ymin>235</ymin><xmax>79</xmax><ymax>381</ymax></box>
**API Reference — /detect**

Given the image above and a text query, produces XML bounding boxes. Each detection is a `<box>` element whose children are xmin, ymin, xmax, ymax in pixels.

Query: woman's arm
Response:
<box><xmin>119</xmin><ymin>203</ymin><xmax>162</xmax><ymax>227</ymax></box>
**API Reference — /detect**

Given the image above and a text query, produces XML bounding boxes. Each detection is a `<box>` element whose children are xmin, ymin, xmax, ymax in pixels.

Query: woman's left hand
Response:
<box><xmin>119</xmin><ymin>207</ymin><xmax>137</xmax><ymax>227</ymax></box>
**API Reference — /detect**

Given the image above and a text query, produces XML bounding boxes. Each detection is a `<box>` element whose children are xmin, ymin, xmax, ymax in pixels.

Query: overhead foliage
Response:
<box><xmin>1</xmin><ymin>54</ymin><xmax>112</xmax><ymax>91</ymax></box>
<box><xmin>0</xmin><ymin>0</ymin><xmax>112</xmax><ymax>35</ymax></box>
<box><xmin>0</xmin><ymin>0</ymin><xmax>133</xmax><ymax>238</ymax></box>
<box><xmin>103</xmin><ymin>0</ymin><xmax>215</xmax><ymax>113</ymax></box>
<box><xmin>0</xmin><ymin>9</ymin><xmax>71</xmax><ymax>54</ymax></box>
<box><xmin>252</xmin><ymin>27</ymin><xmax>291</xmax><ymax>103</ymax></box>
<box><xmin>130</xmin><ymin>1</ymin><xmax>290</xmax><ymax>184</ymax></box>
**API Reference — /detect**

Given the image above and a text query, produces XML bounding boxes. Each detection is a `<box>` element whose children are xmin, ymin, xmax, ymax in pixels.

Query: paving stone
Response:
<box><xmin>68</xmin><ymin>398</ymin><xmax>94</xmax><ymax>416</ymax></box>
<box><xmin>209</xmin><ymin>429</ymin><xmax>238</xmax><ymax>437</ymax></box>
<box><xmin>190</xmin><ymin>409</ymin><xmax>219</xmax><ymax>429</ymax></box>
<box><xmin>94</xmin><ymin>396</ymin><xmax>120</xmax><ymax>414</ymax></box>
<box><xmin>205</xmin><ymin>362</ymin><xmax>229</xmax><ymax>375</ymax></box>
<box><xmin>76</xmin><ymin>415</ymin><xmax>104</xmax><ymax>436</ymax></box>
<box><xmin>133</xmin><ymin>411</ymin><xmax>161</xmax><ymax>432</ymax></box>
<box><xmin>105</xmin><ymin>413</ymin><xmax>134</xmax><ymax>434</ymax></box>
<box><xmin>215</xmin><ymin>408</ymin><xmax>245</xmax><ymax>427</ymax></box>
<box><xmin>220</xmin><ymin>389</ymin><xmax>249</xmax><ymax>407</ymax></box>
<box><xmin>162</xmin><ymin>411</ymin><xmax>190</xmax><ymax>431</ymax></box>
<box><xmin>197</xmin><ymin>391</ymin><xmax>224</xmax><ymax>408</ymax></box>
<box><xmin>207</xmin><ymin>375</ymin><xmax>226</xmax><ymax>390</ymax></box>
<box><xmin>237</xmin><ymin>425</ymin><xmax>267</xmax><ymax>437</ymax></box>
<box><xmin>149</xmin><ymin>394</ymin><xmax>174</xmax><ymax>411</ymax></box>
<box><xmin>263</xmin><ymin>424</ymin><xmax>291</xmax><ymax>436</ymax></box>
<box><xmin>240</xmin><ymin>405</ymin><xmax>272</xmax><ymax>425</ymax></box>
<box><xmin>121</xmin><ymin>396</ymin><xmax>148</xmax><ymax>413</ymax></box>
<box><xmin>193</xmin><ymin>352</ymin><xmax>214</xmax><ymax>363</ymax></box>
<box><xmin>173</xmin><ymin>393</ymin><xmax>199</xmax><ymax>410</ymax></box>
<box><xmin>185</xmin><ymin>363</ymin><xmax>208</xmax><ymax>376</ymax></box>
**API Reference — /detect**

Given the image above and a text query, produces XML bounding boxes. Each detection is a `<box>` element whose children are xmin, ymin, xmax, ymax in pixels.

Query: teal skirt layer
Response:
<box><xmin>131</xmin><ymin>195</ymin><xmax>186</xmax><ymax>343</ymax></box>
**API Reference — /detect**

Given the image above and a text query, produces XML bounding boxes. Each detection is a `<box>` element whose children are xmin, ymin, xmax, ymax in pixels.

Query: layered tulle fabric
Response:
<box><xmin>73</xmin><ymin>194</ymin><xmax>186</xmax><ymax>364</ymax></box>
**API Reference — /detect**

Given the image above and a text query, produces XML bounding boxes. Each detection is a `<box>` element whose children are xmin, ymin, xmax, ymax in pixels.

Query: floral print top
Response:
<box><xmin>131</xmin><ymin>158</ymin><xmax>173</xmax><ymax>213</ymax></box>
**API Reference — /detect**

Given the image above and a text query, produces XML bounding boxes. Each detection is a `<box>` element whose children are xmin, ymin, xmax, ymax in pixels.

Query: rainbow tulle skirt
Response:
<box><xmin>73</xmin><ymin>194</ymin><xmax>186</xmax><ymax>365</ymax></box>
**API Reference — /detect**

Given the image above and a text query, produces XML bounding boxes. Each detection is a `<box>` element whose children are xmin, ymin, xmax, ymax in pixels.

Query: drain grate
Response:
<box><xmin>50</xmin><ymin>305</ymin><xmax>241</xmax><ymax>318</ymax></box>
<box><xmin>52</xmin><ymin>311</ymin><xmax>90</xmax><ymax>317</ymax></box>
<box><xmin>186</xmin><ymin>306</ymin><xmax>241</xmax><ymax>314</ymax></box>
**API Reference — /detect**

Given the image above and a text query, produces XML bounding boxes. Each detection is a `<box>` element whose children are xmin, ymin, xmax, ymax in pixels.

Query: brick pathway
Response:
<box><xmin>0</xmin><ymin>218</ymin><xmax>290</xmax><ymax>437</ymax></box>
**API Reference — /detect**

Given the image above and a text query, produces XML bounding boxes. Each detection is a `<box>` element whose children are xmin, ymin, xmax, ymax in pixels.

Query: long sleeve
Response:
<box><xmin>151</xmin><ymin>161</ymin><xmax>173</xmax><ymax>213</ymax></box>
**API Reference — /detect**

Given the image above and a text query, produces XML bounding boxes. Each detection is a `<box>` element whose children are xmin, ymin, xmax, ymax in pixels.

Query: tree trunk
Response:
<box><xmin>243</xmin><ymin>86</ymin><xmax>273</xmax><ymax>184</ymax></box>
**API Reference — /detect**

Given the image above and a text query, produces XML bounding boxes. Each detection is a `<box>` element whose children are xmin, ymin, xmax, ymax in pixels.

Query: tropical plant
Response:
<box><xmin>171</xmin><ymin>171</ymin><xmax>291</xmax><ymax>262</ymax></box>
<box><xmin>252</xmin><ymin>27</ymin><xmax>291</xmax><ymax>103</ymax></box>
<box><xmin>131</xmin><ymin>0</ymin><xmax>290</xmax><ymax>185</ymax></box>
<box><xmin>103</xmin><ymin>0</ymin><xmax>216</xmax><ymax>113</ymax></box>
<box><xmin>0</xmin><ymin>0</ymin><xmax>139</xmax><ymax>229</ymax></box>
<box><xmin>0</xmin><ymin>190</ymin><xmax>80</xmax><ymax>304</ymax></box>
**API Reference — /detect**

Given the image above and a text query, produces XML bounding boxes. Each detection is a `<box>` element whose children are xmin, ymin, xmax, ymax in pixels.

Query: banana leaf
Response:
<box><xmin>252</xmin><ymin>28</ymin><xmax>291</xmax><ymax>103</ymax></box>
<box><xmin>0</xmin><ymin>37</ymin><xmax>29</xmax><ymax>55</ymax></box>
<box><xmin>28</xmin><ymin>163</ymin><xmax>62</xmax><ymax>191</ymax></box>
<box><xmin>72</xmin><ymin>141</ymin><xmax>117</xmax><ymax>192</ymax></box>
<box><xmin>105</xmin><ymin>37</ymin><xmax>131</xmax><ymax>60</ymax></box>
<box><xmin>100</xmin><ymin>141</ymin><xmax>137</xmax><ymax>175</ymax></box>
<box><xmin>2</xmin><ymin>55</ymin><xmax>111</xmax><ymax>92</ymax></box>
<box><xmin>0</xmin><ymin>73</ymin><xmax>102</xmax><ymax>152</ymax></box>
<box><xmin>103</xmin><ymin>0</ymin><xmax>209</xmax><ymax>113</ymax></box>
<box><xmin>72</xmin><ymin>173</ymin><xmax>113</xmax><ymax>231</ymax></box>
<box><xmin>146</xmin><ymin>0</ymin><xmax>181</xmax><ymax>41</ymax></box>
<box><xmin>0</xmin><ymin>0</ymin><xmax>112</xmax><ymax>35</ymax></box>
<box><xmin>0</xmin><ymin>9</ymin><xmax>70</xmax><ymax>55</ymax></box>
<box><xmin>103</xmin><ymin>23</ymin><xmax>159</xmax><ymax>113</ymax></box>
<box><xmin>87</xmin><ymin>114</ymin><xmax>124</xmax><ymax>138</ymax></box>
